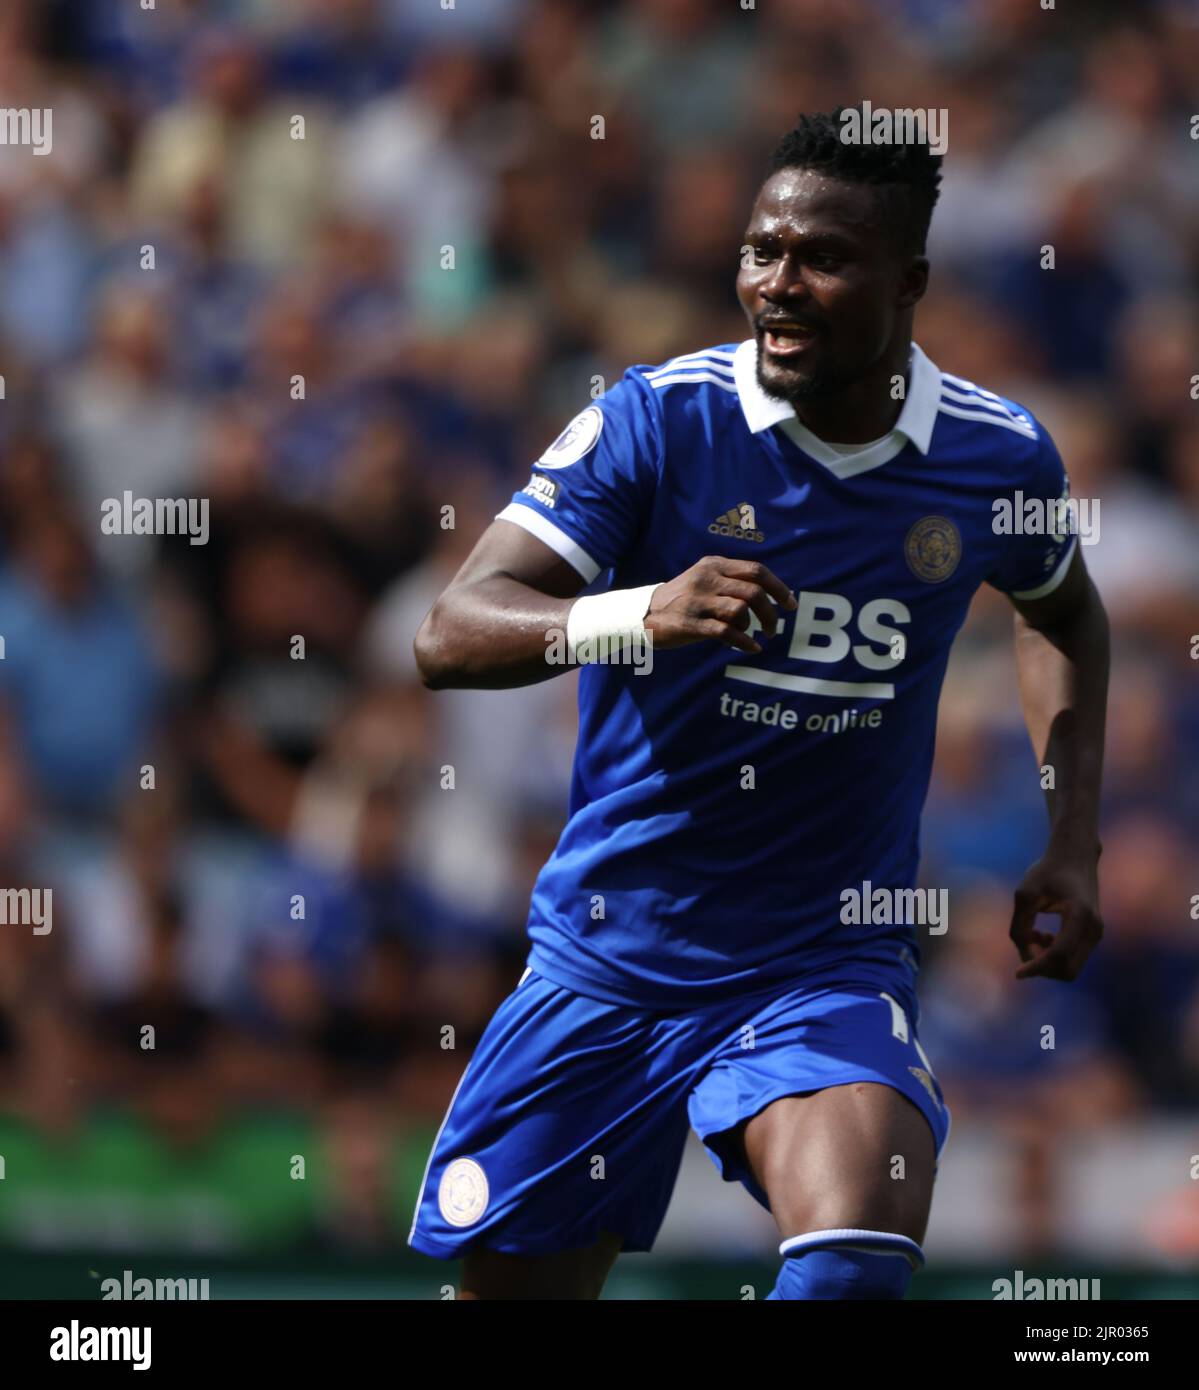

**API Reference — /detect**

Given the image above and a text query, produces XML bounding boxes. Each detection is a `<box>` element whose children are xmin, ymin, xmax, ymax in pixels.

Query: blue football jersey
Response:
<box><xmin>496</xmin><ymin>341</ymin><xmax>1075</xmax><ymax>1008</ymax></box>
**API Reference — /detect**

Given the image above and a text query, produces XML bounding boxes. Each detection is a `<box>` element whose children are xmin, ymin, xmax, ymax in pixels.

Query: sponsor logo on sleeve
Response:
<box><xmin>522</xmin><ymin>474</ymin><xmax>560</xmax><ymax>509</ymax></box>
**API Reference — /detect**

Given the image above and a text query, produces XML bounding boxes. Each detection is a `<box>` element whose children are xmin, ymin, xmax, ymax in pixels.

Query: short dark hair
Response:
<box><xmin>767</xmin><ymin>106</ymin><xmax>943</xmax><ymax>255</ymax></box>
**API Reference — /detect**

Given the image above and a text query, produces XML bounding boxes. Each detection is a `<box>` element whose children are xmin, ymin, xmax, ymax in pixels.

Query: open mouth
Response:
<box><xmin>761</xmin><ymin>323</ymin><xmax>820</xmax><ymax>358</ymax></box>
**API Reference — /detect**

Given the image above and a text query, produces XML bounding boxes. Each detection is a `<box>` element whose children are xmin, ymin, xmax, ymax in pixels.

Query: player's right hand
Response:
<box><xmin>643</xmin><ymin>556</ymin><xmax>797</xmax><ymax>654</ymax></box>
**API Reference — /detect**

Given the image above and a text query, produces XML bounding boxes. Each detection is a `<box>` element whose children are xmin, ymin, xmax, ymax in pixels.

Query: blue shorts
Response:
<box><xmin>409</xmin><ymin>965</ymin><xmax>950</xmax><ymax>1258</ymax></box>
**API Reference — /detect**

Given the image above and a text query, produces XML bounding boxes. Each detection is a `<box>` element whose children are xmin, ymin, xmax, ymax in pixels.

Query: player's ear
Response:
<box><xmin>896</xmin><ymin>255</ymin><xmax>929</xmax><ymax>309</ymax></box>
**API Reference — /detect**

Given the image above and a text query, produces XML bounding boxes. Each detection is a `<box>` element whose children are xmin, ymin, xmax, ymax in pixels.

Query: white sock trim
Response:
<box><xmin>565</xmin><ymin>584</ymin><xmax>661</xmax><ymax>663</ymax></box>
<box><xmin>778</xmin><ymin>1228</ymin><xmax>925</xmax><ymax>1270</ymax></box>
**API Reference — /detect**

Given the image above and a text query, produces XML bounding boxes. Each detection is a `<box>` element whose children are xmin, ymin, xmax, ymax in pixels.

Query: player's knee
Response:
<box><xmin>765</xmin><ymin>1229</ymin><xmax>923</xmax><ymax>1301</ymax></box>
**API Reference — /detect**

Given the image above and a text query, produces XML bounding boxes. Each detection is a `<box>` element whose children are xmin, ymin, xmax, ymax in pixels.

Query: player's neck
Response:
<box><xmin>791</xmin><ymin>339</ymin><xmax>912</xmax><ymax>445</ymax></box>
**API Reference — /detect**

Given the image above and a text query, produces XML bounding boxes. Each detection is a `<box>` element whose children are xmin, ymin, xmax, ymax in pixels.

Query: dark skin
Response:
<box><xmin>738</xmin><ymin>168</ymin><xmax>928</xmax><ymax>441</ymax></box>
<box><xmin>415</xmin><ymin>168</ymin><xmax>1108</xmax><ymax>1300</ymax></box>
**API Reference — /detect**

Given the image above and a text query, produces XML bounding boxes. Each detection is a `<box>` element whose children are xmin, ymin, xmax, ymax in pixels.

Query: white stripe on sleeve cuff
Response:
<box><xmin>495</xmin><ymin>502</ymin><xmax>602</xmax><ymax>583</ymax></box>
<box><xmin>1010</xmin><ymin>535</ymin><xmax>1077</xmax><ymax>601</ymax></box>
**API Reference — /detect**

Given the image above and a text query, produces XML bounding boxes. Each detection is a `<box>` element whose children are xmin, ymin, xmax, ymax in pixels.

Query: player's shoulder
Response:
<box><xmin>933</xmin><ymin>364</ymin><xmax>1050</xmax><ymax>457</ymax></box>
<box><xmin>584</xmin><ymin>342</ymin><xmax>744</xmax><ymax>449</ymax></box>
<box><xmin>625</xmin><ymin>342</ymin><xmax>743</xmax><ymax>404</ymax></box>
<box><xmin>534</xmin><ymin>344</ymin><xmax>738</xmax><ymax>475</ymax></box>
<box><xmin>635</xmin><ymin>342</ymin><xmax>741</xmax><ymax>390</ymax></box>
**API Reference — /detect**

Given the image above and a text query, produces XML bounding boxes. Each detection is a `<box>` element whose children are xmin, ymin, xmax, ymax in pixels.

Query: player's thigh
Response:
<box><xmin>460</xmin><ymin>1231</ymin><xmax>623</xmax><ymax>1301</ymax></box>
<box><xmin>411</xmin><ymin>969</ymin><xmax>696</xmax><ymax>1268</ymax></box>
<box><xmin>743</xmin><ymin>1081</ymin><xmax>936</xmax><ymax>1243</ymax></box>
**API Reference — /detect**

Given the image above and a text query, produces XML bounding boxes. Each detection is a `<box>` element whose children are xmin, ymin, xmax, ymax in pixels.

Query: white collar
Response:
<box><xmin>732</xmin><ymin>338</ymin><xmax>942</xmax><ymax>479</ymax></box>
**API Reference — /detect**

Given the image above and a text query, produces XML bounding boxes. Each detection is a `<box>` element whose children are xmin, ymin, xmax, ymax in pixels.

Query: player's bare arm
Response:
<box><xmin>414</xmin><ymin>520</ymin><xmax>797</xmax><ymax>689</ymax></box>
<box><xmin>1008</xmin><ymin>546</ymin><xmax>1110</xmax><ymax>982</ymax></box>
<box><xmin>413</xmin><ymin>520</ymin><xmax>583</xmax><ymax>690</ymax></box>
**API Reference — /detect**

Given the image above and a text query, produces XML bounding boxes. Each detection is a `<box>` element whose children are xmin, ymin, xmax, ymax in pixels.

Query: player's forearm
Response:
<box><xmin>414</xmin><ymin>576</ymin><xmax>579</xmax><ymax>689</ymax></box>
<box><xmin>1013</xmin><ymin>581</ymin><xmax>1109</xmax><ymax>852</ymax></box>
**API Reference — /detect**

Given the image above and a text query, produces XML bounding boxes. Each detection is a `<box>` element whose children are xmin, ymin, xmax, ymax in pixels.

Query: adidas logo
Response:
<box><xmin>708</xmin><ymin>502</ymin><xmax>765</xmax><ymax>543</ymax></box>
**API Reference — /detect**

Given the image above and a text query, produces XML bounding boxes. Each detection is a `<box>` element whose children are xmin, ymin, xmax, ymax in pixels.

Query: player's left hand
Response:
<box><xmin>1009</xmin><ymin>849</ymin><xmax>1103</xmax><ymax>982</ymax></box>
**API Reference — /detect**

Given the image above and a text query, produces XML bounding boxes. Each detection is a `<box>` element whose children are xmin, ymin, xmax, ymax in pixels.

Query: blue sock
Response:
<box><xmin>766</xmin><ymin>1229</ymin><xmax>923</xmax><ymax>1300</ymax></box>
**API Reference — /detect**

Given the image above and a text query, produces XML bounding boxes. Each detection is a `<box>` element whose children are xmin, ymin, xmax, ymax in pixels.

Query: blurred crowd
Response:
<box><xmin>0</xmin><ymin>0</ymin><xmax>1197</xmax><ymax>1254</ymax></box>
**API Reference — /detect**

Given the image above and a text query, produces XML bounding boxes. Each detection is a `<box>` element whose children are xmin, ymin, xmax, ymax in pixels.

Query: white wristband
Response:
<box><xmin>566</xmin><ymin>583</ymin><xmax>662</xmax><ymax>663</ymax></box>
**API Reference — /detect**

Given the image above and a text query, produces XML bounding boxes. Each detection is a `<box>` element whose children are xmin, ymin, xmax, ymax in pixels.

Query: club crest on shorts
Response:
<box><xmin>537</xmin><ymin>406</ymin><xmax>603</xmax><ymax>468</ymax></box>
<box><xmin>905</xmin><ymin>515</ymin><xmax>961</xmax><ymax>582</ymax></box>
<box><xmin>439</xmin><ymin>1157</ymin><xmax>489</xmax><ymax>1226</ymax></box>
